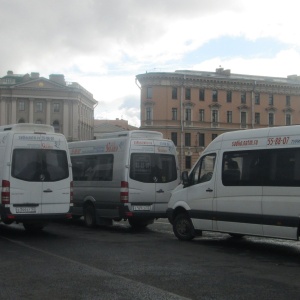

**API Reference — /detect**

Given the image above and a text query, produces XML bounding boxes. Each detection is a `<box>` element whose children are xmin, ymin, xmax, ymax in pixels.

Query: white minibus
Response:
<box><xmin>0</xmin><ymin>123</ymin><xmax>73</xmax><ymax>231</ymax></box>
<box><xmin>69</xmin><ymin>130</ymin><xmax>180</xmax><ymax>229</ymax></box>
<box><xmin>167</xmin><ymin>125</ymin><xmax>300</xmax><ymax>241</ymax></box>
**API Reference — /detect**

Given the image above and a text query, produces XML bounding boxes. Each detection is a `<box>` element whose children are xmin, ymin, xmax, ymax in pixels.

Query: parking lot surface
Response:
<box><xmin>1</xmin><ymin>219</ymin><xmax>300</xmax><ymax>299</ymax></box>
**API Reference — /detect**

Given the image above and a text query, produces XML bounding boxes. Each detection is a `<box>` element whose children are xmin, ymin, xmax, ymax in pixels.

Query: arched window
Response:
<box><xmin>53</xmin><ymin>120</ymin><xmax>60</xmax><ymax>133</ymax></box>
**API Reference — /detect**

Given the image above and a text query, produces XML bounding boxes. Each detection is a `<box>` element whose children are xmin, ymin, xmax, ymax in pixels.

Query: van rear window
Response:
<box><xmin>12</xmin><ymin>149</ymin><xmax>69</xmax><ymax>182</ymax></box>
<box><xmin>130</xmin><ymin>153</ymin><xmax>177</xmax><ymax>183</ymax></box>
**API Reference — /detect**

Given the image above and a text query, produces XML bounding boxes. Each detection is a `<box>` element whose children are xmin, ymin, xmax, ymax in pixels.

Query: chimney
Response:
<box><xmin>31</xmin><ymin>72</ymin><xmax>40</xmax><ymax>79</ymax></box>
<box><xmin>7</xmin><ymin>70</ymin><xmax>13</xmax><ymax>75</ymax></box>
<box><xmin>49</xmin><ymin>74</ymin><xmax>66</xmax><ymax>85</ymax></box>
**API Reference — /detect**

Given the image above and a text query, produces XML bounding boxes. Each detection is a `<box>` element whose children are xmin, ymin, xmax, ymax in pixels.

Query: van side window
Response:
<box><xmin>222</xmin><ymin>148</ymin><xmax>300</xmax><ymax>187</ymax></box>
<box><xmin>190</xmin><ymin>153</ymin><xmax>216</xmax><ymax>185</ymax></box>
<box><xmin>71</xmin><ymin>154</ymin><xmax>113</xmax><ymax>181</ymax></box>
<box><xmin>265</xmin><ymin>148</ymin><xmax>300</xmax><ymax>187</ymax></box>
<box><xmin>222</xmin><ymin>151</ymin><xmax>261</xmax><ymax>186</ymax></box>
<box><xmin>130</xmin><ymin>153</ymin><xmax>177</xmax><ymax>183</ymax></box>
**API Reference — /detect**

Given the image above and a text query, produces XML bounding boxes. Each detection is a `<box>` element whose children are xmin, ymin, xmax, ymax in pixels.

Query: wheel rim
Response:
<box><xmin>177</xmin><ymin>218</ymin><xmax>191</xmax><ymax>237</ymax></box>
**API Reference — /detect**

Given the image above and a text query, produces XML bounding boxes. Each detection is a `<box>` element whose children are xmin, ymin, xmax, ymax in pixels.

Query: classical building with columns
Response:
<box><xmin>136</xmin><ymin>68</ymin><xmax>300</xmax><ymax>171</ymax></box>
<box><xmin>0</xmin><ymin>70</ymin><xmax>97</xmax><ymax>141</ymax></box>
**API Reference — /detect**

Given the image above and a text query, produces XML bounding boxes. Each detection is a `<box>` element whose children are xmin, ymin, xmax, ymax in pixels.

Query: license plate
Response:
<box><xmin>16</xmin><ymin>207</ymin><xmax>36</xmax><ymax>213</ymax></box>
<box><xmin>133</xmin><ymin>206</ymin><xmax>151</xmax><ymax>211</ymax></box>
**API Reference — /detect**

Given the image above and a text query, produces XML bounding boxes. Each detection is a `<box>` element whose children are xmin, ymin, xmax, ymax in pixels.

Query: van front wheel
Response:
<box><xmin>84</xmin><ymin>205</ymin><xmax>96</xmax><ymax>228</ymax></box>
<box><xmin>173</xmin><ymin>213</ymin><xmax>195</xmax><ymax>241</ymax></box>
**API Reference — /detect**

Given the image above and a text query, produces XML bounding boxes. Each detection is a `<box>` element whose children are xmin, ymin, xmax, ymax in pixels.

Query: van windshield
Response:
<box><xmin>12</xmin><ymin>149</ymin><xmax>69</xmax><ymax>182</ymax></box>
<box><xmin>130</xmin><ymin>153</ymin><xmax>177</xmax><ymax>183</ymax></box>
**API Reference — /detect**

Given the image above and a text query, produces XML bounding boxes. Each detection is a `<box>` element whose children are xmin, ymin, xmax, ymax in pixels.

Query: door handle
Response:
<box><xmin>156</xmin><ymin>189</ymin><xmax>164</xmax><ymax>193</ymax></box>
<box><xmin>206</xmin><ymin>188</ymin><xmax>213</xmax><ymax>192</ymax></box>
<box><xmin>43</xmin><ymin>189</ymin><xmax>53</xmax><ymax>193</ymax></box>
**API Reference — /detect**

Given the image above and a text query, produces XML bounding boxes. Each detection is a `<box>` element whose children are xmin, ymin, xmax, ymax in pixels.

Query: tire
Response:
<box><xmin>84</xmin><ymin>204</ymin><xmax>96</xmax><ymax>228</ymax></box>
<box><xmin>229</xmin><ymin>233</ymin><xmax>244</xmax><ymax>239</ymax></box>
<box><xmin>23</xmin><ymin>222</ymin><xmax>46</xmax><ymax>232</ymax></box>
<box><xmin>128</xmin><ymin>218</ymin><xmax>153</xmax><ymax>229</ymax></box>
<box><xmin>173</xmin><ymin>213</ymin><xmax>195</xmax><ymax>241</ymax></box>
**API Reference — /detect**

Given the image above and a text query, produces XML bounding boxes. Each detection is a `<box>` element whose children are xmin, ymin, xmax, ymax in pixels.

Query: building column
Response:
<box><xmin>63</xmin><ymin>100</ymin><xmax>69</xmax><ymax>137</ymax></box>
<box><xmin>11</xmin><ymin>98</ymin><xmax>17</xmax><ymax>124</ymax></box>
<box><xmin>0</xmin><ymin>98</ymin><xmax>6</xmax><ymax>125</ymax></box>
<box><xmin>46</xmin><ymin>99</ymin><xmax>51</xmax><ymax>124</ymax></box>
<box><xmin>29</xmin><ymin>98</ymin><xmax>34</xmax><ymax>123</ymax></box>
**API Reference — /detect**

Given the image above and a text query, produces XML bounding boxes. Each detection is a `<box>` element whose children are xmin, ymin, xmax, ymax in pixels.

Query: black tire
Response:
<box><xmin>128</xmin><ymin>218</ymin><xmax>153</xmax><ymax>229</ymax></box>
<box><xmin>229</xmin><ymin>233</ymin><xmax>244</xmax><ymax>239</ymax></box>
<box><xmin>84</xmin><ymin>204</ymin><xmax>96</xmax><ymax>228</ymax></box>
<box><xmin>173</xmin><ymin>213</ymin><xmax>195</xmax><ymax>241</ymax></box>
<box><xmin>23</xmin><ymin>222</ymin><xmax>46</xmax><ymax>232</ymax></box>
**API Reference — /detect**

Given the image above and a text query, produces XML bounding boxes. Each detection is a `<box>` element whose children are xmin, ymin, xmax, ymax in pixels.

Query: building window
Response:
<box><xmin>171</xmin><ymin>132</ymin><xmax>177</xmax><ymax>146</ymax></box>
<box><xmin>255</xmin><ymin>93</ymin><xmax>260</xmax><ymax>105</ymax></box>
<box><xmin>286</xmin><ymin>95</ymin><xmax>291</xmax><ymax>106</ymax></box>
<box><xmin>212</xmin><ymin>90</ymin><xmax>218</xmax><ymax>102</ymax></box>
<box><xmin>18</xmin><ymin>118</ymin><xmax>25</xmax><ymax>123</ymax></box>
<box><xmin>185</xmin><ymin>133</ymin><xmax>191</xmax><ymax>146</ymax></box>
<box><xmin>269</xmin><ymin>113</ymin><xmax>274</xmax><ymax>126</ymax></box>
<box><xmin>185</xmin><ymin>156</ymin><xmax>191</xmax><ymax>169</ymax></box>
<box><xmin>172</xmin><ymin>108</ymin><xmax>177</xmax><ymax>120</ymax></box>
<box><xmin>53</xmin><ymin>120</ymin><xmax>60</xmax><ymax>133</ymax></box>
<box><xmin>35</xmin><ymin>102</ymin><xmax>43</xmax><ymax>112</ymax></box>
<box><xmin>269</xmin><ymin>94</ymin><xmax>274</xmax><ymax>106</ymax></box>
<box><xmin>147</xmin><ymin>87</ymin><xmax>152</xmax><ymax>99</ymax></box>
<box><xmin>227</xmin><ymin>91</ymin><xmax>232</xmax><ymax>103</ymax></box>
<box><xmin>241</xmin><ymin>112</ymin><xmax>247</xmax><ymax>128</ymax></box>
<box><xmin>146</xmin><ymin>107</ymin><xmax>152</xmax><ymax>121</ymax></box>
<box><xmin>241</xmin><ymin>92</ymin><xmax>246</xmax><ymax>104</ymax></box>
<box><xmin>212</xmin><ymin>134</ymin><xmax>218</xmax><ymax>140</ymax></box>
<box><xmin>199</xmin><ymin>89</ymin><xmax>205</xmax><ymax>101</ymax></box>
<box><xmin>185</xmin><ymin>108</ymin><xmax>191</xmax><ymax>121</ymax></box>
<box><xmin>227</xmin><ymin>111</ymin><xmax>232</xmax><ymax>123</ymax></box>
<box><xmin>53</xmin><ymin>103</ymin><xmax>60</xmax><ymax>112</ymax></box>
<box><xmin>212</xmin><ymin>110</ymin><xmax>218</xmax><ymax>123</ymax></box>
<box><xmin>172</xmin><ymin>87</ymin><xmax>177</xmax><ymax>100</ymax></box>
<box><xmin>185</xmin><ymin>88</ymin><xmax>191</xmax><ymax>100</ymax></box>
<box><xmin>255</xmin><ymin>113</ymin><xmax>260</xmax><ymax>125</ymax></box>
<box><xmin>286</xmin><ymin>114</ymin><xmax>291</xmax><ymax>126</ymax></box>
<box><xmin>36</xmin><ymin>119</ymin><xmax>43</xmax><ymax>124</ymax></box>
<box><xmin>18</xmin><ymin>100</ymin><xmax>25</xmax><ymax>111</ymax></box>
<box><xmin>198</xmin><ymin>133</ymin><xmax>205</xmax><ymax>147</ymax></box>
<box><xmin>199</xmin><ymin>109</ymin><xmax>205</xmax><ymax>122</ymax></box>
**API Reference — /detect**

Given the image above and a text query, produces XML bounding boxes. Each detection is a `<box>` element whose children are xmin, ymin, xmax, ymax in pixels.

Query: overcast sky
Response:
<box><xmin>1</xmin><ymin>0</ymin><xmax>300</xmax><ymax>127</ymax></box>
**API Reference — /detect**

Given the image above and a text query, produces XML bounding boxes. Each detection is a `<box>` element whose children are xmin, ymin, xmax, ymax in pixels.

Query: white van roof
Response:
<box><xmin>99</xmin><ymin>130</ymin><xmax>163</xmax><ymax>139</ymax></box>
<box><xmin>0</xmin><ymin>123</ymin><xmax>54</xmax><ymax>133</ymax></box>
<box><xmin>205</xmin><ymin>125</ymin><xmax>300</xmax><ymax>152</ymax></box>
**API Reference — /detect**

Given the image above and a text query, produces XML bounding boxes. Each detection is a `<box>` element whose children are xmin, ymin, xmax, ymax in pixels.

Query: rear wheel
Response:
<box><xmin>229</xmin><ymin>233</ymin><xmax>244</xmax><ymax>239</ymax></box>
<box><xmin>84</xmin><ymin>204</ymin><xmax>96</xmax><ymax>228</ymax></box>
<box><xmin>173</xmin><ymin>213</ymin><xmax>195</xmax><ymax>241</ymax></box>
<box><xmin>128</xmin><ymin>218</ymin><xmax>154</xmax><ymax>229</ymax></box>
<box><xmin>23</xmin><ymin>222</ymin><xmax>46</xmax><ymax>232</ymax></box>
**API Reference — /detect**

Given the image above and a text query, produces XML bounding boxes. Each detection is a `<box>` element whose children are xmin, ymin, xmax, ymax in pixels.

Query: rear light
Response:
<box><xmin>1</xmin><ymin>180</ymin><xmax>10</xmax><ymax>205</ymax></box>
<box><xmin>120</xmin><ymin>181</ymin><xmax>129</xmax><ymax>203</ymax></box>
<box><xmin>70</xmin><ymin>181</ymin><xmax>74</xmax><ymax>205</ymax></box>
<box><xmin>66</xmin><ymin>213</ymin><xmax>72</xmax><ymax>219</ymax></box>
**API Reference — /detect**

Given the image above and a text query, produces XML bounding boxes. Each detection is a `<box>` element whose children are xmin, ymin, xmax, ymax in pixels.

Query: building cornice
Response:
<box><xmin>136</xmin><ymin>71</ymin><xmax>300</xmax><ymax>95</ymax></box>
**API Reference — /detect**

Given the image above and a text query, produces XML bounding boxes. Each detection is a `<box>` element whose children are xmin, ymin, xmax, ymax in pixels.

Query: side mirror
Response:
<box><xmin>181</xmin><ymin>171</ymin><xmax>189</xmax><ymax>187</ymax></box>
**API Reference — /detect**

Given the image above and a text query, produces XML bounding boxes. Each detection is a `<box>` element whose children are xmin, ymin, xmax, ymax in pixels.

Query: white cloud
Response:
<box><xmin>1</xmin><ymin>0</ymin><xmax>300</xmax><ymax>127</ymax></box>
